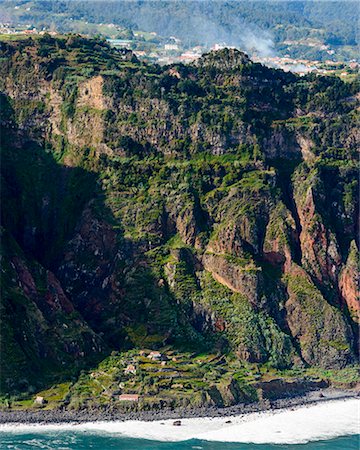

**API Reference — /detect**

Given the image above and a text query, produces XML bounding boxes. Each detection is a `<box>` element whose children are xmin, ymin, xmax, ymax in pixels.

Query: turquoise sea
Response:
<box><xmin>0</xmin><ymin>433</ymin><xmax>358</xmax><ymax>450</ymax></box>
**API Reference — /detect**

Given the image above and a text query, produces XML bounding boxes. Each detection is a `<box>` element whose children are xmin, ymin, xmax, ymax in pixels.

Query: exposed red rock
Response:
<box><xmin>339</xmin><ymin>241</ymin><xmax>360</xmax><ymax>322</ymax></box>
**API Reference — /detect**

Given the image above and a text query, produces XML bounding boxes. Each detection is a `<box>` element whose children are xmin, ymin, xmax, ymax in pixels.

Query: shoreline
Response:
<box><xmin>0</xmin><ymin>387</ymin><xmax>358</xmax><ymax>425</ymax></box>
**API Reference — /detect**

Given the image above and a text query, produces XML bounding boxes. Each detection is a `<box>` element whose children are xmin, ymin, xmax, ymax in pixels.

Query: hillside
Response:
<box><xmin>0</xmin><ymin>35</ymin><xmax>359</xmax><ymax>411</ymax></box>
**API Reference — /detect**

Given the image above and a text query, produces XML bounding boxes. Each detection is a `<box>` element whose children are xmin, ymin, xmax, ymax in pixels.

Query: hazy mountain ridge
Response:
<box><xmin>1</xmin><ymin>0</ymin><xmax>358</xmax><ymax>60</ymax></box>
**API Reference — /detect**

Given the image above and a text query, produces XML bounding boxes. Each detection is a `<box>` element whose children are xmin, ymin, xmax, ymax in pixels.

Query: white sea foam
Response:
<box><xmin>0</xmin><ymin>398</ymin><xmax>359</xmax><ymax>444</ymax></box>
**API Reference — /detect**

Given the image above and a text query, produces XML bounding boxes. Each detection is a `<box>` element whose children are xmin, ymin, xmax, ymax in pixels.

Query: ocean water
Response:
<box><xmin>0</xmin><ymin>399</ymin><xmax>358</xmax><ymax>449</ymax></box>
<box><xmin>0</xmin><ymin>433</ymin><xmax>359</xmax><ymax>450</ymax></box>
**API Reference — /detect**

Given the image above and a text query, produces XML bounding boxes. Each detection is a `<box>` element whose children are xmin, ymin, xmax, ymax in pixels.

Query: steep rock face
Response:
<box><xmin>1</xmin><ymin>37</ymin><xmax>359</xmax><ymax>392</ymax></box>
<box><xmin>216</xmin><ymin>378</ymin><xmax>250</xmax><ymax>406</ymax></box>
<box><xmin>197</xmin><ymin>276</ymin><xmax>292</xmax><ymax>366</ymax></box>
<box><xmin>0</xmin><ymin>230</ymin><xmax>105</xmax><ymax>392</ymax></box>
<box><xmin>66</xmin><ymin>109</ymin><xmax>110</xmax><ymax>155</ymax></box>
<box><xmin>203</xmin><ymin>253</ymin><xmax>263</xmax><ymax>306</ymax></box>
<box><xmin>293</xmin><ymin>166</ymin><xmax>342</xmax><ymax>292</ymax></box>
<box><xmin>285</xmin><ymin>264</ymin><xmax>354</xmax><ymax>368</ymax></box>
<box><xmin>339</xmin><ymin>241</ymin><xmax>360</xmax><ymax>323</ymax></box>
<box><xmin>47</xmin><ymin>76</ymin><xmax>111</xmax><ymax>154</ymax></box>
<box><xmin>56</xmin><ymin>205</ymin><xmax>198</xmax><ymax>350</ymax></box>
<box><xmin>204</xmin><ymin>172</ymin><xmax>274</xmax><ymax>258</ymax></box>
<box><xmin>296</xmin><ymin>134</ymin><xmax>316</xmax><ymax>163</ymax></box>
<box><xmin>163</xmin><ymin>249</ymin><xmax>216</xmax><ymax>336</ymax></box>
<box><xmin>77</xmin><ymin>76</ymin><xmax>110</xmax><ymax>110</ymax></box>
<box><xmin>102</xmin><ymin>92</ymin><xmax>255</xmax><ymax>156</ymax></box>
<box><xmin>207</xmin><ymin>222</ymin><xmax>246</xmax><ymax>257</ymax></box>
<box><xmin>175</xmin><ymin>206</ymin><xmax>199</xmax><ymax>247</ymax></box>
<box><xmin>165</xmin><ymin>192</ymin><xmax>205</xmax><ymax>248</ymax></box>
<box><xmin>57</xmin><ymin>206</ymin><xmax>119</xmax><ymax>321</ymax></box>
<box><xmin>263</xmin><ymin>125</ymin><xmax>302</xmax><ymax>160</ymax></box>
<box><xmin>255</xmin><ymin>378</ymin><xmax>328</xmax><ymax>400</ymax></box>
<box><xmin>263</xmin><ymin>201</ymin><xmax>297</xmax><ymax>270</ymax></box>
<box><xmin>263</xmin><ymin>197</ymin><xmax>355</xmax><ymax>367</ymax></box>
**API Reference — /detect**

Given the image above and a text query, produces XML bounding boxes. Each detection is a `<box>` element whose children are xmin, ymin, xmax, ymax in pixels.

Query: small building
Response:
<box><xmin>211</xmin><ymin>43</ymin><xmax>226</xmax><ymax>51</ymax></box>
<box><xmin>134</xmin><ymin>51</ymin><xmax>146</xmax><ymax>57</ymax></box>
<box><xmin>107</xmin><ymin>39</ymin><xmax>132</xmax><ymax>49</ymax></box>
<box><xmin>24</xmin><ymin>29</ymin><xmax>37</xmax><ymax>35</ymax></box>
<box><xmin>165</xmin><ymin>44</ymin><xmax>179</xmax><ymax>51</ymax></box>
<box><xmin>119</xmin><ymin>394</ymin><xmax>139</xmax><ymax>402</ymax></box>
<box><xmin>178</xmin><ymin>52</ymin><xmax>200</xmax><ymax>63</ymax></box>
<box><xmin>34</xmin><ymin>396</ymin><xmax>46</xmax><ymax>405</ymax></box>
<box><xmin>124</xmin><ymin>364</ymin><xmax>137</xmax><ymax>375</ymax></box>
<box><xmin>148</xmin><ymin>351</ymin><xmax>165</xmax><ymax>361</ymax></box>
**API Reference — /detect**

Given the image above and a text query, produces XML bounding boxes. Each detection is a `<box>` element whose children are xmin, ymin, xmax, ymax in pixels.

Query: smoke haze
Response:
<box><xmin>134</xmin><ymin>8</ymin><xmax>275</xmax><ymax>57</ymax></box>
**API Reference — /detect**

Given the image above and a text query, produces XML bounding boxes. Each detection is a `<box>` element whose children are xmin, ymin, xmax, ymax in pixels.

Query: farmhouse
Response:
<box><xmin>119</xmin><ymin>394</ymin><xmax>140</xmax><ymax>402</ymax></box>
<box><xmin>34</xmin><ymin>396</ymin><xmax>46</xmax><ymax>405</ymax></box>
<box><xmin>124</xmin><ymin>364</ymin><xmax>137</xmax><ymax>375</ymax></box>
<box><xmin>147</xmin><ymin>351</ymin><xmax>168</xmax><ymax>361</ymax></box>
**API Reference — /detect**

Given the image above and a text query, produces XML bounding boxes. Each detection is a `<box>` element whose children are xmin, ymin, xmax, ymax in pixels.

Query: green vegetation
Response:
<box><xmin>0</xmin><ymin>35</ymin><xmax>358</xmax><ymax>409</ymax></box>
<box><xmin>2</xmin><ymin>347</ymin><xmax>358</xmax><ymax>412</ymax></box>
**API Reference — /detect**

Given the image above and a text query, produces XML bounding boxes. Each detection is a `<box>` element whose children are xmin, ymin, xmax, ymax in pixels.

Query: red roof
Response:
<box><xmin>119</xmin><ymin>394</ymin><xmax>139</xmax><ymax>401</ymax></box>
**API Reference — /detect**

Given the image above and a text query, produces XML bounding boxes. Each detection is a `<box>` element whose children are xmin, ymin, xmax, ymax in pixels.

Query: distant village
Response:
<box><xmin>1</xmin><ymin>19</ymin><xmax>359</xmax><ymax>78</ymax></box>
<box><xmin>0</xmin><ymin>22</ymin><xmax>57</xmax><ymax>37</ymax></box>
<box><xmin>107</xmin><ymin>34</ymin><xmax>360</xmax><ymax>78</ymax></box>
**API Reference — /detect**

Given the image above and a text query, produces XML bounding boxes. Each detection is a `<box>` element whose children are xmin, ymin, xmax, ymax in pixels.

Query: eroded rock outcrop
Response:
<box><xmin>285</xmin><ymin>264</ymin><xmax>354</xmax><ymax>368</ymax></box>
<box><xmin>263</xmin><ymin>201</ymin><xmax>298</xmax><ymax>270</ymax></box>
<box><xmin>203</xmin><ymin>253</ymin><xmax>263</xmax><ymax>306</ymax></box>
<box><xmin>293</xmin><ymin>166</ymin><xmax>342</xmax><ymax>291</ymax></box>
<box><xmin>1</xmin><ymin>37</ymin><xmax>358</xmax><ymax>392</ymax></box>
<box><xmin>339</xmin><ymin>241</ymin><xmax>360</xmax><ymax>322</ymax></box>
<box><xmin>1</xmin><ymin>229</ymin><xmax>105</xmax><ymax>392</ymax></box>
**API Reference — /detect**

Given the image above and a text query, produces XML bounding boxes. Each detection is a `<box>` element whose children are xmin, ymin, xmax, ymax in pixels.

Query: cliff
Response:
<box><xmin>0</xmin><ymin>36</ymin><xmax>358</xmax><ymax>408</ymax></box>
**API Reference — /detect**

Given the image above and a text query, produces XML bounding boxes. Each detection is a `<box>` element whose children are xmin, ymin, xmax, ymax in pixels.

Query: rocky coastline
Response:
<box><xmin>0</xmin><ymin>388</ymin><xmax>358</xmax><ymax>425</ymax></box>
